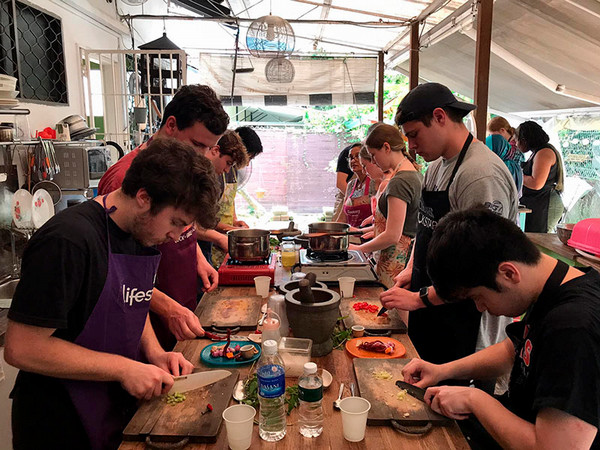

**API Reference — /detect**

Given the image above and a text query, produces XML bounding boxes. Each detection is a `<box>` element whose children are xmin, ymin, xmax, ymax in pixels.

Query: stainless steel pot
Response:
<box><xmin>227</xmin><ymin>229</ymin><xmax>271</xmax><ymax>261</ymax></box>
<box><xmin>307</xmin><ymin>222</ymin><xmax>349</xmax><ymax>254</ymax></box>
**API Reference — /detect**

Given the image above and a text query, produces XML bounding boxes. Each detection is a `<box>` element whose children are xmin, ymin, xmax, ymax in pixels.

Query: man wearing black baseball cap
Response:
<box><xmin>379</xmin><ymin>82</ymin><xmax>519</xmax><ymax>375</ymax></box>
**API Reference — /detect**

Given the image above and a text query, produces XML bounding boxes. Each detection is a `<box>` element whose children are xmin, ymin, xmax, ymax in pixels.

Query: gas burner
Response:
<box><xmin>226</xmin><ymin>255</ymin><xmax>272</xmax><ymax>266</ymax></box>
<box><xmin>306</xmin><ymin>249</ymin><xmax>350</xmax><ymax>262</ymax></box>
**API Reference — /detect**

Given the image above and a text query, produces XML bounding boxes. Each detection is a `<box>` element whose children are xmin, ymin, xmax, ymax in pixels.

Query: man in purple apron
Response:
<box><xmin>98</xmin><ymin>85</ymin><xmax>230</xmax><ymax>350</ymax></box>
<box><xmin>6</xmin><ymin>138</ymin><xmax>220</xmax><ymax>449</ymax></box>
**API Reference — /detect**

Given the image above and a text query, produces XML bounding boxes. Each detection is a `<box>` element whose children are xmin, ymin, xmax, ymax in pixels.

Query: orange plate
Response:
<box><xmin>345</xmin><ymin>337</ymin><xmax>406</xmax><ymax>359</ymax></box>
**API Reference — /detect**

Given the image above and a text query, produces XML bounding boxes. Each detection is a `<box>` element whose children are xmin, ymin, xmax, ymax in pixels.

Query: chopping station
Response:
<box><xmin>118</xmin><ymin>258</ymin><xmax>469</xmax><ymax>449</ymax></box>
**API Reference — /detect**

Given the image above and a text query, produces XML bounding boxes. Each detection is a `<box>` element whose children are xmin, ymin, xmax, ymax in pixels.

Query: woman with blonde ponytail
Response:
<box><xmin>350</xmin><ymin>125</ymin><xmax>423</xmax><ymax>316</ymax></box>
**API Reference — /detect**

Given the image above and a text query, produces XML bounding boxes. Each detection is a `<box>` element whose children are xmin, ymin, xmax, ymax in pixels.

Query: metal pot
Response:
<box><xmin>227</xmin><ymin>229</ymin><xmax>271</xmax><ymax>261</ymax></box>
<box><xmin>306</xmin><ymin>222</ymin><xmax>349</xmax><ymax>254</ymax></box>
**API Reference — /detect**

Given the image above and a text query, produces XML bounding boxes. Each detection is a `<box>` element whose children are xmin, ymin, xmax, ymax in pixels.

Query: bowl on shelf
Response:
<box><xmin>556</xmin><ymin>223</ymin><xmax>575</xmax><ymax>245</ymax></box>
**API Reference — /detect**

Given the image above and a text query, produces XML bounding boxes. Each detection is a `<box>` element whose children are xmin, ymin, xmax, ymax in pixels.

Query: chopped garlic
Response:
<box><xmin>396</xmin><ymin>389</ymin><xmax>407</xmax><ymax>400</ymax></box>
<box><xmin>372</xmin><ymin>370</ymin><xmax>393</xmax><ymax>380</ymax></box>
<box><xmin>403</xmin><ymin>412</ymin><xmax>410</xmax><ymax>418</ymax></box>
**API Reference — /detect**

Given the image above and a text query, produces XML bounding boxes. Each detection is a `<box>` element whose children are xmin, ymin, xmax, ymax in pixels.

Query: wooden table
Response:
<box><xmin>526</xmin><ymin>232</ymin><xmax>600</xmax><ymax>272</ymax></box>
<box><xmin>120</xmin><ymin>268</ymin><xmax>469</xmax><ymax>449</ymax></box>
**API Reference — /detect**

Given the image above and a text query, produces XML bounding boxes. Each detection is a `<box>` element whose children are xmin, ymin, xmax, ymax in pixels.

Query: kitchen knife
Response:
<box><xmin>376</xmin><ymin>306</ymin><xmax>388</xmax><ymax>317</ymax></box>
<box><xmin>395</xmin><ymin>380</ymin><xmax>427</xmax><ymax>402</ymax></box>
<box><xmin>168</xmin><ymin>369</ymin><xmax>231</xmax><ymax>395</ymax></box>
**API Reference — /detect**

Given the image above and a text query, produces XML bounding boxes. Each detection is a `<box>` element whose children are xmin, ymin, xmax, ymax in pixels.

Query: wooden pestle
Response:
<box><xmin>305</xmin><ymin>272</ymin><xmax>317</xmax><ymax>287</ymax></box>
<box><xmin>297</xmin><ymin>279</ymin><xmax>315</xmax><ymax>303</ymax></box>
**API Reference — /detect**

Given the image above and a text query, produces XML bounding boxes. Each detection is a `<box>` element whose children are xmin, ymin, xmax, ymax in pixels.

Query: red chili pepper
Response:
<box><xmin>207</xmin><ymin>403</ymin><xmax>213</xmax><ymax>412</ymax></box>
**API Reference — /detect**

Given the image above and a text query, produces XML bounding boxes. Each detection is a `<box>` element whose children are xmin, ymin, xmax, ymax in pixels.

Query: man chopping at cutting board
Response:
<box><xmin>379</xmin><ymin>82</ymin><xmax>519</xmax><ymax>372</ymax></box>
<box><xmin>5</xmin><ymin>138</ymin><xmax>220</xmax><ymax>450</ymax></box>
<box><xmin>99</xmin><ymin>84</ymin><xmax>230</xmax><ymax>349</ymax></box>
<box><xmin>401</xmin><ymin>208</ymin><xmax>600</xmax><ymax>449</ymax></box>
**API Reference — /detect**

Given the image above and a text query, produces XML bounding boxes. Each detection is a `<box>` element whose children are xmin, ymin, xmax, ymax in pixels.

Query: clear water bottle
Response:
<box><xmin>298</xmin><ymin>362</ymin><xmax>324</xmax><ymax>437</ymax></box>
<box><xmin>257</xmin><ymin>340</ymin><xmax>287</xmax><ymax>442</ymax></box>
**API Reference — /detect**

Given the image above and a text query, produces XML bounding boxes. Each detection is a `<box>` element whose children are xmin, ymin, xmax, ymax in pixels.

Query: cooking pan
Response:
<box><xmin>227</xmin><ymin>229</ymin><xmax>270</xmax><ymax>261</ymax></box>
<box><xmin>305</xmin><ymin>222</ymin><xmax>350</xmax><ymax>254</ymax></box>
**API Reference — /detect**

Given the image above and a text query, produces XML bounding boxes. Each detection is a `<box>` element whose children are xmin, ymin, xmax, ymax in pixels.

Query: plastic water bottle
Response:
<box><xmin>298</xmin><ymin>362</ymin><xmax>324</xmax><ymax>437</ymax></box>
<box><xmin>257</xmin><ymin>339</ymin><xmax>287</xmax><ymax>442</ymax></box>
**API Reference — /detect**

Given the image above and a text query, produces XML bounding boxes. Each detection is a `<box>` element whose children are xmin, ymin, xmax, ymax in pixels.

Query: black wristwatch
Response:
<box><xmin>419</xmin><ymin>286</ymin><xmax>434</xmax><ymax>308</ymax></box>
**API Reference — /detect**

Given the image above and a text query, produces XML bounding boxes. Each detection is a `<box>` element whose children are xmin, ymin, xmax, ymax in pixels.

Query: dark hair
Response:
<box><xmin>394</xmin><ymin>106</ymin><xmax>467</xmax><ymax>127</ymax></box>
<box><xmin>218</xmin><ymin>130</ymin><xmax>249</xmax><ymax>167</ymax></box>
<box><xmin>514</xmin><ymin>120</ymin><xmax>549</xmax><ymax>151</ymax></box>
<box><xmin>365</xmin><ymin>123</ymin><xmax>419</xmax><ymax>170</ymax></box>
<box><xmin>427</xmin><ymin>207</ymin><xmax>541</xmax><ymax>301</ymax></box>
<box><xmin>160</xmin><ymin>84</ymin><xmax>229</xmax><ymax>135</ymax></box>
<box><xmin>235</xmin><ymin>126</ymin><xmax>263</xmax><ymax>158</ymax></box>
<box><xmin>122</xmin><ymin>138</ymin><xmax>219</xmax><ymax>229</ymax></box>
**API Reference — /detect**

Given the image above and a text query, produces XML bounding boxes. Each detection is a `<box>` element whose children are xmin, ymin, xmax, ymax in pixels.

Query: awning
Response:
<box><xmin>197</xmin><ymin>54</ymin><xmax>377</xmax><ymax>105</ymax></box>
<box><xmin>395</xmin><ymin>0</ymin><xmax>600</xmax><ymax>113</ymax></box>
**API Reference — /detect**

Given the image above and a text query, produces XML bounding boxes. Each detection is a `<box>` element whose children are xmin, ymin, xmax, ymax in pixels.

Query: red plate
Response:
<box><xmin>345</xmin><ymin>337</ymin><xmax>406</xmax><ymax>359</ymax></box>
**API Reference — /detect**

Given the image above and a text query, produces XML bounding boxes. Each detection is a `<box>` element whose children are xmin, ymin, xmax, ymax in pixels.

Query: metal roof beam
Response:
<box><xmin>291</xmin><ymin>0</ymin><xmax>412</xmax><ymax>22</ymax></box>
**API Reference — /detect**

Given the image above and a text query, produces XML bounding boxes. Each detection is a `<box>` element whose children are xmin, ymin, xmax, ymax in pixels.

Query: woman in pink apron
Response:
<box><xmin>336</xmin><ymin>144</ymin><xmax>375</xmax><ymax>227</ymax></box>
<box><xmin>349</xmin><ymin>125</ymin><xmax>423</xmax><ymax>324</ymax></box>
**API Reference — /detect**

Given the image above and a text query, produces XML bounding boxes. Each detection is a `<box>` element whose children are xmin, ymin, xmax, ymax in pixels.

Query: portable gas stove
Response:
<box><xmin>218</xmin><ymin>253</ymin><xmax>277</xmax><ymax>285</ymax></box>
<box><xmin>297</xmin><ymin>249</ymin><xmax>378</xmax><ymax>282</ymax></box>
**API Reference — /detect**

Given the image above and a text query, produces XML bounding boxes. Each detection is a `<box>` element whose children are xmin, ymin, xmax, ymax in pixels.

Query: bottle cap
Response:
<box><xmin>263</xmin><ymin>339</ymin><xmax>278</xmax><ymax>354</ymax></box>
<box><xmin>303</xmin><ymin>362</ymin><xmax>317</xmax><ymax>374</ymax></box>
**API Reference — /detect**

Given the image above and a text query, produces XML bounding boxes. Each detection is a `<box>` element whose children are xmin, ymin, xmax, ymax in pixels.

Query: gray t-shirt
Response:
<box><xmin>424</xmin><ymin>140</ymin><xmax>519</xmax><ymax>222</ymax></box>
<box><xmin>424</xmin><ymin>140</ymin><xmax>518</xmax><ymax>358</ymax></box>
<box><xmin>378</xmin><ymin>170</ymin><xmax>423</xmax><ymax>237</ymax></box>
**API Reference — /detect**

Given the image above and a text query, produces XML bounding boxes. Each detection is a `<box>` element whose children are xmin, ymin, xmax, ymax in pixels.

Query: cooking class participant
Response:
<box><xmin>486</xmin><ymin>117</ymin><xmax>524</xmax><ymax>195</ymax></box>
<box><xmin>205</xmin><ymin>127</ymin><xmax>262</xmax><ymax>267</ymax></box>
<box><xmin>334</xmin><ymin>143</ymin><xmax>376</xmax><ymax>227</ymax></box>
<box><xmin>349</xmin><ymin>125</ymin><xmax>422</xmax><ymax>308</ymax></box>
<box><xmin>351</xmin><ymin>144</ymin><xmax>390</xmax><ymax>242</ymax></box>
<box><xmin>332</xmin><ymin>143</ymin><xmax>355</xmax><ymax>220</ymax></box>
<box><xmin>380</xmin><ymin>83</ymin><xmax>519</xmax><ymax>370</ymax></box>
<box><xmin>98</xmin><ymin>84</ymin><xmax>229</xmax><ymax>350</ymax></box>
<box><xmin>403</xmin><ymin>208</ymin><xmax>600</xmax><ymax>449</ymax></box>
<box><xmin>515</xmin><ymin>120</ymin><xmax>565</xmax><ymax>232</ymax></box>
<box><xmin>5</xmin><ymin>139</ymin><xmax>220</xmax><ymax>450</ymax></box>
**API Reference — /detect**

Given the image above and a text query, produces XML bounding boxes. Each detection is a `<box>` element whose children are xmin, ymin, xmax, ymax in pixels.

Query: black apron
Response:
<box><xmin>408</xmin><ymin>134</ymin><xmax>482</xmax><ymax>366</ymax></box>
<box><xmin>520</xmin><ymin>145</ymin><xmax>560</xmax><ymax>233</ymax></box>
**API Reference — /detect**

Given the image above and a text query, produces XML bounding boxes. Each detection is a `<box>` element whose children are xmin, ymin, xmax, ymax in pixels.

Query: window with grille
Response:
<box><xmin>0</xmin><ymin>0</ymin><xmax>67</xmax><ymax>104</ymax></box>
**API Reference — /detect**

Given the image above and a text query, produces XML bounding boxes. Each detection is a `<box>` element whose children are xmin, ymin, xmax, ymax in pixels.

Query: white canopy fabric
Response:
<box><xmin>395</xmin><ymin>0</ymin><xmax>600</xmax><ymax>113</ymax></box>
<box><xmin>197</xmin><ymin>54</ymin><xmax>377</xmax><ymax>105</ymax></box>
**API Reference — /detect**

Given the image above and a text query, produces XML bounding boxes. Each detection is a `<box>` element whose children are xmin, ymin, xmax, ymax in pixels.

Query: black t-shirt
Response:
<box><xmin>8</xmin><ymin>199</ymin><xmax>154</xmax><ymax>448</ymax></box>
<box><xmin>506</xmin><ymin>266</ymin><xmax>600</xmax><ymax>447</ymax></box>
<box><xmin>336</xmin><ymin>145</ymin><xmax>354</xmax><ymax>182</ymax></box>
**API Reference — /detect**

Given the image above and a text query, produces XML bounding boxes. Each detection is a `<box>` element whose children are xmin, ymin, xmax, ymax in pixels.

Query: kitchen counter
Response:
<box><xmin>119</xmin><ymin>266</ymin><xmax>469</xmax><ymax>449</ymax></box>
<box><xmin>526</xmin><ymin>232</ymin><xmax>600</xmax><ymax>272</ymax></box>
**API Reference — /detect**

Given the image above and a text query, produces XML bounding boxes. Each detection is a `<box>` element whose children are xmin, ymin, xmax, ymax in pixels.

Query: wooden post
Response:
<box><xmin>377</xmin><ymin>51</ymin><xmax>384</xmax><ymax>122</ymax></box>
<box><xmin>409</xmin><ymin>21</ymin><xmax>419</xmax><ymax>90</ymax></box>
<box><xmin>474</xmin><ymin>0</ymin><xmax>494</xmax><ymax>141</ymax></box>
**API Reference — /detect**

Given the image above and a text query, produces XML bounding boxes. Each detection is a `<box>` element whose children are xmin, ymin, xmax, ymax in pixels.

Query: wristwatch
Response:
<box><xmin>419</xmin><ymin>286</ymin><xmax>434</xmax><ymax>308</ymax></box>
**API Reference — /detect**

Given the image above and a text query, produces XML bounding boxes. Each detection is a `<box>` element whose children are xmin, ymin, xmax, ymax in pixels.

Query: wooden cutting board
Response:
<box><xmin>340</xmin><ymin>295</ymin><xmax>407</xmax><ymax>333</ymax></box>
<box><xmin>197</xmin><ymin>295</ymin><xmax>262</xmax><ymax>330</ymax></box>
<box><xmin>123</xmin><ymin>369</ymin><xmax>239</xmax><ymax>444</ymax></box>
<box><xmin>353</xmin><ymin>358</ymin><xmax>449</xmax><ymax>425</ymax></box>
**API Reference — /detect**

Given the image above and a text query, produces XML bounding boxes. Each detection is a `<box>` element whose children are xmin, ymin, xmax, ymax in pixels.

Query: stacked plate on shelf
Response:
<box><xmin>0</xmin><ymin>74</ymin><xmax>19</xmax><ymax>109</ymax></box>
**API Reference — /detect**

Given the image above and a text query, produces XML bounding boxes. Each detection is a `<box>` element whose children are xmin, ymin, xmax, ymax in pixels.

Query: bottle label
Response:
<box><xmin>299</xmin><ymin>385</ymin><xmax>323</xmax><ymax>402</ymax></box>
<box><xmin>257</xmin><ymin>364</ymin><xmax>285</xmax><ymax>398</ymax></box>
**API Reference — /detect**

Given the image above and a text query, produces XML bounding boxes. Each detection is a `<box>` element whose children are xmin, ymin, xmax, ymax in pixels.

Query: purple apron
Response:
<box><xmin>63</xmin><ymin>196</ymin><xmax>161</xmax><ymax>450</ymax></box>
<box><xmin>152</xmin><ymin>227</ymin><xmax>198</xmax><ymax>350</ymax></box>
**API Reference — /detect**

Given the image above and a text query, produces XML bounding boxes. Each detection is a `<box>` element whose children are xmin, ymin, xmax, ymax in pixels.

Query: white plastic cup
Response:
<box><xmin>338</xmin><ymin>277</ymin><xmax>356</xmax><ymax>298</ymax></box>
<box><xmin>254</xmin><ymin>276</ymin><xmax>271</xmax><ymax>298</ymax></box>
<box><xmin>339</xmin><ymin>397</ymin><xmax>371</xmax><ymax>442</ymax></box>
<box><xmin>222</xmin><ymin>404</ymin><xmax>256</xmax><ymax>450</ymax></box>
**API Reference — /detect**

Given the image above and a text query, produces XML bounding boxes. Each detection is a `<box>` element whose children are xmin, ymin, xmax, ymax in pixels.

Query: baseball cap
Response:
<box><xmin>395</xmin><ymin>82</ymin><xmax>477</xmax><ymax>125</ymax></box>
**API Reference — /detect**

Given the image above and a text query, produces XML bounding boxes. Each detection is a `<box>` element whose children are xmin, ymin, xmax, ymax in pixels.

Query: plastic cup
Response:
<box><xmin>222</xmin><ymin>404</ymin><xmax>256</xmax><ymax>450</ymax></box>
<box><xmin>338</xmin><ymin>277</ymin><xmax>356</xmax><ymax>298</ymax></box>
<box><xmin>339</xmin><ymin>397</ymin><xmax>371</xmax><ymax>442</ymax></box>
<box><xmin>254</xmin><ymin>276</ymin><xmax>271</xmax><ymax>298</ymax></box>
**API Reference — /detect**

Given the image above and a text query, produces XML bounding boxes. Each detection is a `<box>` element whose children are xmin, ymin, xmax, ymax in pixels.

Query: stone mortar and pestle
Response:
<box><xmin>284</xmin><ymin>272</ymin><xmax>341</xmax><ymax>356</ymax></box>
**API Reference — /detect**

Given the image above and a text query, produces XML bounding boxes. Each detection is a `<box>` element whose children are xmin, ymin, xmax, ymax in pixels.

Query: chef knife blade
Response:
<box><xmin>376</xmin><ymin>306</ymin><xmax>387</xmax><ymax>317</ymax></box>
<box><xmin>168</xmin><ymin>369</ymin><xmax>231</xmax><ymax>395</ymax></box>
<box><xmin>395</xmin><ymin>380</ymin><xmax>427</xmax><ymax>402</ymax></box>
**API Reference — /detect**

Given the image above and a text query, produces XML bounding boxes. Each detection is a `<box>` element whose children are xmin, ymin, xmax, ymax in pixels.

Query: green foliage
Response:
<box><xmin>332</xmin><ymin>316</ymin><xmax>351</xmax><ymax>349</ymax></box>
<box><xmin>285</xmin><ymin>385</ymin><xmax>300</xmax><ymax>414</ymax></box>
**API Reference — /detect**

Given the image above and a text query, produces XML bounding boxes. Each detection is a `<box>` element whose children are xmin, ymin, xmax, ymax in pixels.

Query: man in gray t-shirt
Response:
<box><xmin>379</xmin><ymin>82</ymin><xmax>519</xmax><ymax>375</ymax></box>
